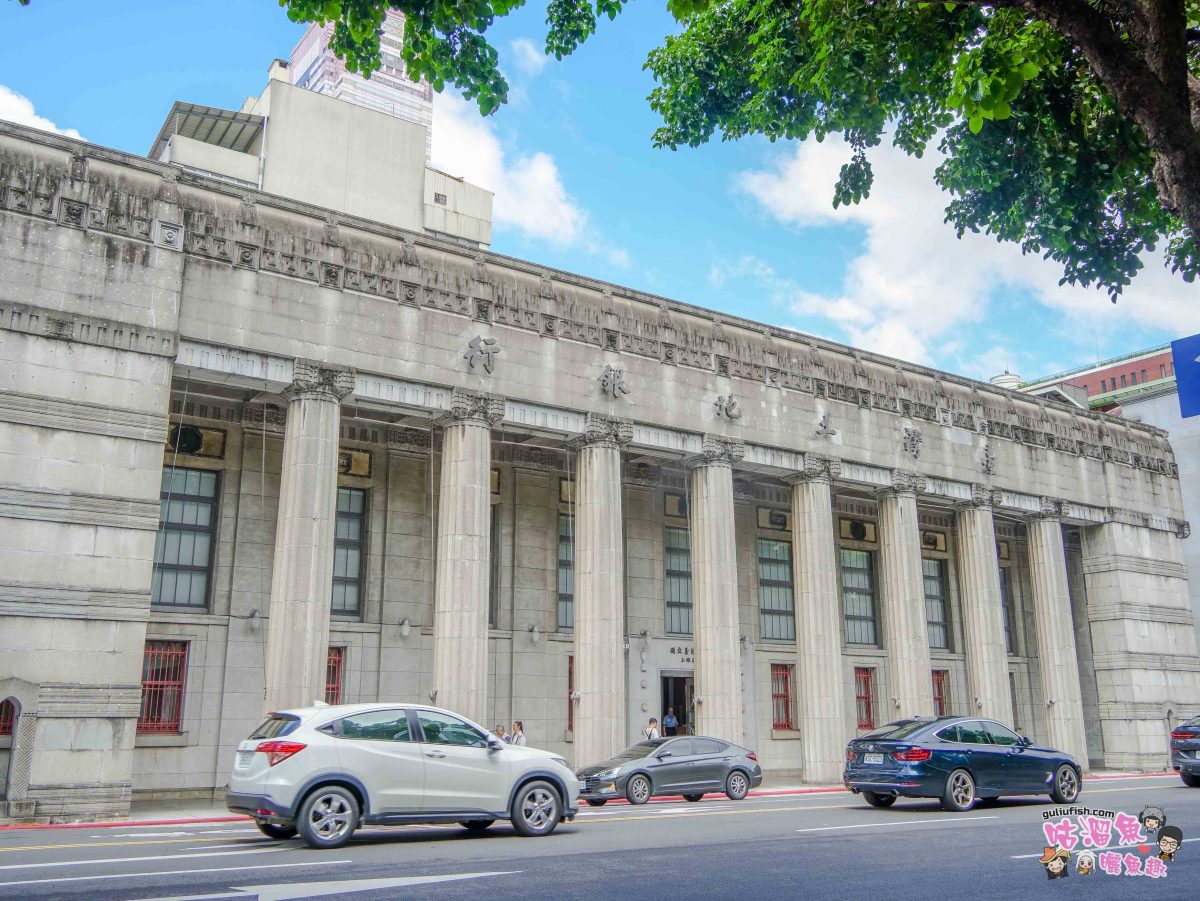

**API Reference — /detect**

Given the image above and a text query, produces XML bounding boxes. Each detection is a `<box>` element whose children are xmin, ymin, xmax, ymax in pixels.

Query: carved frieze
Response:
<box><xmin>241</xmin><ymin>405</ymin><xmax>286</xmax><ymax>436</ymax></box>
<box><xmin>387</xmin><ymin>427</ymin><xmax>432</xmax><ymax>453</ymax></box>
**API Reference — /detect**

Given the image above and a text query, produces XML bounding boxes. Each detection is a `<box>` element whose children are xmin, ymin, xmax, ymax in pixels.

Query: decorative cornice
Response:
<box><xmin>687</xmin><ymin>435</ymin><xmax>746</xmax><ymax>469</ymax></box>
<box><xmin>282</xmin><ymin>360</ymin><xmax>355</xmax><ymax>403</ymax></box>
<box><xmin>0</xmin><ymin>299</ymin><xmax>177</xmax><ymax>358</ymax></box>
<box><xmin>784</xmin><ymin>454</ymin><xmax>842</xmax><ymax>485</ymax></box>
<box><xmin>438</xmin><ymin>387</ymin><xmax>505</xmax><ymax>427</ymax></box>
<box><xmin>578</xmin><ymin>413</ymin><xmax>633</xmax><ymax>450</ymax></box>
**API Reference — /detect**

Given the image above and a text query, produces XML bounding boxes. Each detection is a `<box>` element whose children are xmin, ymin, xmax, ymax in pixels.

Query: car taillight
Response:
<box><xmin>1171</xmin><ymin>730</ymin><xmax>1193</xmax><ymax>740</ymax></box>
<box><xmin>256</xmin><ymin>741</ymin><xmax>306</xmax><ymax>766</ymax></box>
<box><xmin>846</xmin><ymin>747</ymin><xmax>857</xmax><ymax>761</ymax></box>
<box><xmin>746</xmin><ymin>751</ymin><xmax>758</xmax><ymax>762</ymax></box>
<box><xmin>892</xmin><ymin>747</ymin><xmax>933</xmax><ymax>762</ymax></box>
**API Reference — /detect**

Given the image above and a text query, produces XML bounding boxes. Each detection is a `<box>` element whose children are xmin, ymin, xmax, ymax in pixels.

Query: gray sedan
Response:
<box><xmin>576</xmin><ymin>736</ymin><xmax>763</xmax><ymax>805</ymax></box>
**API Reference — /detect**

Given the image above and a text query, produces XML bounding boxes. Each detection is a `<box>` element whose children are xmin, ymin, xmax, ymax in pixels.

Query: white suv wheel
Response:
<box><xmin>298</xmin><ymin>787</ymin><xmax>359</xmax><ymax>849</ymax></box>
<box><xmin>511</xmin><ymin>781</ymin><xmax>561</xmax><ymax>837</ymax></box>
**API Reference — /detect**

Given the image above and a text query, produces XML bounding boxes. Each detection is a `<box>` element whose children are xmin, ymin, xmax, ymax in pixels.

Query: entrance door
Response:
<box><xmin>661</xmin><ymin>676</ymin><xmax>694</xmax><ymax>736</ymax></box>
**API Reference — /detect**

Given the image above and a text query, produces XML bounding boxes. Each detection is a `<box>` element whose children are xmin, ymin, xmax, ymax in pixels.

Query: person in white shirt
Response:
<box><xmin>509</xmin><ymin>721</ymin><xmax>527</xmax><ymax>746</ymax></box>
<box><xmin>643</xmin><ymin>717</ymin><xmax>660</xmax><ymax>740</ymax></box>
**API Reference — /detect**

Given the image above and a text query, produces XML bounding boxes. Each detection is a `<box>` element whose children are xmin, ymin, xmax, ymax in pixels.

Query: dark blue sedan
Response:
<box><xmin>843</xmin><ymin>716</ymin><xmax>1082</xmax><ymax>811</ymax></box>
<box><xmin>1171</xmin><ymin>716</ymin><xmax>1200</xmax><ymax>786</ymax></box>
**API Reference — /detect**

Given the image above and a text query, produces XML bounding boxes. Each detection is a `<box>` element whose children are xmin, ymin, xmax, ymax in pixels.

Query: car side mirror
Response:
<box><xmin>655</xmin><ymin>750</ymin><xmax>672</xmax><ymax>759</ymax></box>
<box><xmin>487</xmin><ymin>736</ymin><xmax>503</xmax><ymax>752</ymax></box>
<box><xmin>1018</xmin><ymin>735</ymin><xmax>1032</xmax><ymax>747</ymax></box>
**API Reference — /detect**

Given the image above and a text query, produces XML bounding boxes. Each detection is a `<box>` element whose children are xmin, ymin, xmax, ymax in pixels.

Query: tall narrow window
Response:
<box><xmin>138</xmin><ymin>640</ymin><xmax>188</xmax><ymax>734</ymax></box>
<box><xmin>770</xmin><ymin>663</ymin><xmax>795</xmax><ymax>730</ymax></box>
<box><xmin>153</xmin><ymin>468</ymin><xmax>219</xmax><ymax>608</ymax></box>
<box><xmin>1161</xmin><ymin>364</ymin><xmax>1167</xmax><ymax>379</ymax></box>
<box><xmin>932</xmin><ymin>670</ymin><xmax>949</xmax><ymax>716</ymax></box>
<box><xmin>758</xmin><ymin>538</ymin><xmax>795</xmax><ymax>641</ymax></box>
<box><xmin>999</xmin><ymin>566</ymin><xmax>1016</xmax><ymax>654</ymax></box>
<box><xmin>664</xmin><ymin>526</ymin><xmax>693</xmax><ymax>635</ymax></box>
<box><xmin>1100</xmin><ymin>378</ymin><xmax>1107</xmax><ymax>392</ymax></box>
<box><xmin>557</xmin><ymin>513</ymin><xmax>575</xmax><ymax>630</ymax></box>
<box><xmin>841</xmin><ymin>548</ymin><xmax>877</xmax><ymax>645</ymax></box>
<box><xmin>923</xmin><ymin>558</ymin><xmax>950</xmax><ymax>650</ymax></box>
<box><xmin>325</xmin><ymin>647</ymin><xmax>345</xmax><ymax>705</ymax></box>
<box><xmin>0</xmin><ymin>698</ymin><xmax>14</xmax><ymax>736</ymax></box>
<box><xmin>854</xmin><ymin>667</ymin><xmax>875</xmax><ymax>730</ymax></box>
<box><xmin>1141</xmin><ymin>369</ymin><xmax>1148</xmax><ymax>383</ymax></box>
<box><xmin>567</xmin><ymin>655</ymin><xmax>575</xmax><ymax>732</ymax></box>
<box><xmin>489</xmin><ymin>504</ymin><xmax>501</xmax><ymax>628</ymax></box>
<box><xmin>332</xmin><ymin>487</ymin><xmax>366</xmax><ymax>615</ymax></box>
<box><xmin>1131</xmin><ymin>371</ymin><xmax>1138</xmax><ymax>385</ymax></box>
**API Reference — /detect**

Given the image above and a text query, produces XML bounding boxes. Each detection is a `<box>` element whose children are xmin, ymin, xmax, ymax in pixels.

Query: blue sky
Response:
<box><xmin>2</xmin><ymin>0</ymin><xmax>1196</xmax><ymax>383</ymax></box>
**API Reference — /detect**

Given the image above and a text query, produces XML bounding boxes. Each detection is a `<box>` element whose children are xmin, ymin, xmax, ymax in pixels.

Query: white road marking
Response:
<box><xmin>1011</xmin><ymin>837</ymin><xmax>1200</xmax><ymax>859</ymax></box>
<box><xmin>0</xmin><ymin>846</ymin><xmax>285</xmax><ymax>871</ymax></box>
<box><xmin>0</xmin><ymin>858</ymin><xmax>348</xmax><ymax>890</ymax></box>
<box><xmin>124</xmin><ymin>870</ymin><xmax>521</xmax><ymax>901</ymax></box>
<box><xmin>92</xmin><ymin>831</ymin><xmax>195</xmax><ymax>838</ymax></box>
<box><xmin>796</xmin><ymin>815</ymin><xmax>998</xmax><ymax>833</ymax></box>
<box><xmin>181</xmin><ymin>843</ymin><xmax>270</xmax><ymax>851</ymax></box>
<box><xmin>196</xmin><ymin>828</ymin><xmax>262</xmax><ymax>835</ymax></box>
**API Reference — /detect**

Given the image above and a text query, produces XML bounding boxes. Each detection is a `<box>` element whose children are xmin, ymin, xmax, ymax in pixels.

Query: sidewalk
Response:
<box><xmin>0</xmin><ymin>769</ymin><xmax>1177</xmax><ymax>831</ymax></box>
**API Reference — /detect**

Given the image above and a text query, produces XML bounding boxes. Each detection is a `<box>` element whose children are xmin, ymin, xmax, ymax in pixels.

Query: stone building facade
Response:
<box><xmin>2</xmin><ymin>119</ymin><xmax>1198</xmax><ymax>820</ymax></box>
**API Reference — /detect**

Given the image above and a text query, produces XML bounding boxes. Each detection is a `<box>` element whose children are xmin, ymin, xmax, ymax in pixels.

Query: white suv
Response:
<box><xmin>226</xmin><ymin>704</ymin><xmax>580</xmax><ymax>848</ymax></box>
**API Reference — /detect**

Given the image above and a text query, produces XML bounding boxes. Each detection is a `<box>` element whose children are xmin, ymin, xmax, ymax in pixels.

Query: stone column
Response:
<box><xmin>572</xmin><ymin>414</ymin><xmax>632</xmax><ymax>767</ymax></box>
<box><xmin>786</xmin><ymin>456</ymin><xmax>847</xmax><ymax>783</ymax></box>
<box><xmin>263</xmin><ymin>360</ymin><xmax>355</xmax><ymax>713</ymax></box>
<box><xmin>955</xmin><ymin>486</ymin><xmax>1013</xmax><ymax>724</ymax></box>
<box><xmin>689</xmin><ymin>436</ymin><xmax>745</xmax><ymax>741</ymax></box>
<box><xmin>1027</xmin><ymin>499</ymin><xmax>1088</xmax><ymax>768</ymax></box>
<box><xmin>876</xmin><ymin>470</ymin><xmax>934</xmax><ymax>718</ymax></box>
<box><xmin>430</xmin><ymin>388</ymin><xmax>504</xmax><ymax>726</ymax></box>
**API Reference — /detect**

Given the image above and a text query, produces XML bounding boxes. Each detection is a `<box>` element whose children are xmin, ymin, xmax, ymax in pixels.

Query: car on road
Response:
<box><xmin>843</xmin><ymin>716</ymin><xmax>1081</xmax><ymax>812</ymax></box>
<box><xmin>1170</xmin><ymin>715</ymin><xmax>1200</xmax><ymax>786</ymax></box>
<box><xmin>576</xmin><ymin>735</ymin><xmax>762</xmax><ymax>806</ymax></box>
<box><xmin>226</xmin><ymin>703</ymin><xmax>580</xmax><ymax>848</ymax></box>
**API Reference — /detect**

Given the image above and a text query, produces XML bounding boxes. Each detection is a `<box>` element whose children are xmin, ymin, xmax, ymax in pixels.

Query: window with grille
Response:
<box><xmin>854</xmin><ymin>667</ymin><xmax>875</xmax><ymax>730</ymax></box>
<box><xmin>770</xmin><ymin>663</ymin><xmax>795</xmax><ymax>730</ymax></box>
<box><xmin>558</xmin><ymin>513</ymin><xmax>574</xmax><ymax>630</ymax></box>
<box><xmin>489</xmin><ymin>504</ymin><xmax>500</xmax><ymax>628</ymax></box>
<box><xmin>326</xmin><ymin>647</ymin><xmax>345</xmax><ymax>705</ymax></box>
<box><xmin>332</xmin><ymin>488</ymin><xmax>366</xmax><ymax>615</ymax></box>
<box><xmin>664</xmin><ymin>527</ymin><xmax>693</xmax><ymax>635</ymax></box>
<box><xmin>0</xmin><ymin>698</ymin><xmax>14</xmax><ymax>736</ymax></box>
<box><xmin>841</xmin><ymin>548</ymin><xmax>877</xmax><ymax>645</ymax></box>
<box><xmin>138</xmin><ymin>640</ymin><xmax>188</xmax><ymax>733</ymax></box>
<box><xmin>999</xmin><ymin>566</ymin><xmax>1016</xmax><ymax>654</ymax></box>
<box><xmin>567</xmin><ymin>655</ymin><xmax>575</xmax><ymax>732</ymax></box>
<box><xmin>758</xmin><ymin>539</ymin><xmax>795</xmax><ymax>641</ymax></box>
<box><xmin>153</xmin><ymin>468</ymin><xmax>218</xmax><ymax>608</ymax></box>
<box><xmin>932</xmin><ymin>669</ymin><xmax>949</xmax><ymax>716</ymax></box>
<box><xmin>923</xmin><ymin>558</ymin><xmax>950</xmax><ymax>650</ymax></box>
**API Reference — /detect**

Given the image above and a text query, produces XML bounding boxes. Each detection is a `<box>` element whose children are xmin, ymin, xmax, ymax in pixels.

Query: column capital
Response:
<box><xmin>576</xmin><ymin>413</ymin><xmax>633</xmax><ymax>450</ymax></box>
<box><xmin>784</xmin><ymin>454</ymin><xmax>842</xmax><ymax>485</ymax></box>
<box><xmin>439</xmin><ymin>387</ymin><xmax>505</xmax><ymax>428</ymax></box>
<box><xmin>959</xmin><ymin>483</ymin><xmax>1003</xmax><ymax>510</ymax></box>
<box><xmin>1030</xmin><ymin>496</ymin><xmax>1065</xmax><ymax>521</ymax></box>
<box><xmin>1173</xmin><ymin>518</ymin><xmax>1192</xmax><ymax>540</ymax></box>
<box><xmin>686</xmin><ymin>434</ymin><xmax>745</xmax><ymax>469</ymax></box>
<box><xmin>877</xmin><ymin>469</ymin><xmax>926</xmax><ymax>498</ymax></box>
<box><xmin>283</xmin><ymin>359</ymin><xmax>355</xmax><ymax>403</ymax></box>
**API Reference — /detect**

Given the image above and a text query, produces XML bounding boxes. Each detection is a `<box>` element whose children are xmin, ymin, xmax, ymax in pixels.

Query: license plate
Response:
<box><xmin>577</xmin><ymin>781</ymin><xmax>587</xmax><ymax>792</ymax></box>
<box><xmin>236</xmin><ymin>750</ymin><xmax>254</xmax><ymax>769</ymax></box>
<box><xmin>863</xmin><ymin>753</ymin><xmax>884</xmax><ymax>765</ymax></box>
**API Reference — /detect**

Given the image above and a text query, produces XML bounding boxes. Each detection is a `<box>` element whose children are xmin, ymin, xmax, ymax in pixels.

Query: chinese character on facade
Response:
<box><xmin>715</xmin><ymin>395</ymin><xmax>742</xmax><ymax>420</ymax></box>
<box><xmin>464</xmin><ymin>335</ymin><xmax>500</xmax><ymax>374</ymax></box>
<box><xmin>601</xmin><ymin>365</ymin><xmax>630</xmax><ymax>400</ymax></box>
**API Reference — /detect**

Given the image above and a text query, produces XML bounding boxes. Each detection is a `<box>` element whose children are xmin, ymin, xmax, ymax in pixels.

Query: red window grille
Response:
<box><xmin>326</xmin><ymin>647</ymin><xmax>345</xmax><ymax>705</ymax></box>
<box><xmin>854</xmin><ymin>667</ymin><xmax>875</xmax><ymax>730</ymax></box>
<box><xmin>138</xmin><ymin>641</ymin><xmax>188</xmax><ymax>733</ymax></box>
<box><xmin>0</xmin><ymin>698</ymin><xmax>14</xmax><ymax>736</ymax></box>
<box><xmin>770</xmin><ymin>664</ymin><xmax>794</xmax><ymax>730</ymax></box>
<box><xmin>932</xmin><ymin>670</ymin><xmax>949</xmax><ymax>717</ymax></box>
<box><xmin>567</xmin><ymin>655</ymin><xmax>575</xmax><ymax>732</ymax></box>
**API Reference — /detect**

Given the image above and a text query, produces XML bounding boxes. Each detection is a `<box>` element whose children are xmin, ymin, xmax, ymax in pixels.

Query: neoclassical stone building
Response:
<box><xmin>1</xmin><ymin>117</ymin><xmax>1198</xmax><ymax>821</ymax></box>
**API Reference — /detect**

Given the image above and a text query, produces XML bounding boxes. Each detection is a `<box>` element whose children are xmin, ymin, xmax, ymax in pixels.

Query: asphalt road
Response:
<box><xmin>1</xmin><ymin>775</ymin><xmax>1196</xmax><ymax>900</ymax></box>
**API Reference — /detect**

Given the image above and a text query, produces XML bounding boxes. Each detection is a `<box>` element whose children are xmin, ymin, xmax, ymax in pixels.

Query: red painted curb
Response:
<box><xmin>1084</xmin><ymin>771</ymin><xmax>1176</xmax><ymax>781</ymax></box>
<box><xmin>0</xmin><ymin>815</ymin><xmax>249</xmax><ymax>832</ymax></box>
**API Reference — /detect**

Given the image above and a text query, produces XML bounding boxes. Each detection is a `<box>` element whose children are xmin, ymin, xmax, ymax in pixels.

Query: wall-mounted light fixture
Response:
<box><xmin>527</xmin><ymin>624</ymin><xmax>540</xmax><ymax>643</ymax></box>
<box><xmin>399</xmin><ymin>618</ymin><xmax>411</xmax><ymax>638</ymax></box>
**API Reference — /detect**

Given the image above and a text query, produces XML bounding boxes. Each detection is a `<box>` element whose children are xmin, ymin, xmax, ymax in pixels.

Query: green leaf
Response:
<box><xmin>993</xmin><ymin>101</ymin><xmax>1011</xmax><ymax>120</ymax></box>
<box><xmin>968</xmin><ymin>113</ymin><xmax>983</xmax><ymax>134</ymax></box>
<box><xmin>1018</xmin><ymin>62</ymin><xmax>1041</xmax><ymax>80</ymax></box>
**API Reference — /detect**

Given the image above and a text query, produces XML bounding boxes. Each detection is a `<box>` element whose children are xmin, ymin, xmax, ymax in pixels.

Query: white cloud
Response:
<box><xmin>431</xmin><ymin>91</ymin><xmax>627</xmax><ymax>266</ymax></box>
<box><xmin>509</xmin><ymin>38</ymin><xmax>549</xmax><ymax>76</ymax></box>
<box><xmin>732</xmin><ymin>136</ymin><xmax>1200</xmax><ymax>367</ymax></box>
<box><xmin>0</xmin><ymin>85</ymin><xmax>82</xmax><ymax>140</ymax></box>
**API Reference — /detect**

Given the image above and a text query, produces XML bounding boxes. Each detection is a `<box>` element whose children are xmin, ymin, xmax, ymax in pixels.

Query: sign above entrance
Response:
<box><xmin>669</xmin><ymin>645</ymin><xmax>694</xmax><ymax>664</ymax></box>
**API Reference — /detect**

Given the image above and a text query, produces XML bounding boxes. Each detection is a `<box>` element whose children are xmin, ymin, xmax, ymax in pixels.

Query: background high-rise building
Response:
<box><xmin>289</xmin><ymin>9</ymin><xmax>433</xmax><ymax>159</ymax></box>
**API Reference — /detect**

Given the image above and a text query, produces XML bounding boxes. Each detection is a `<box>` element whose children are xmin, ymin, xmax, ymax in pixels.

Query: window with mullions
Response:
<box><xmin>557</xmin><ymin>513</ymin><xmax>575</xmax><ymax>630</ymax></box>
<box><xmin>489</xmin><ymin>504</ymin><xmax>500</xmax><ymax>628</ymax></box>
<box><xmin>664</xmin><ymin>526</ymin><xmax>693</xmax><ymax>635</ymax></box>
<box><xmin>841</xmin><ymin>548</ymin><xmax>877</xmax><ymax>645</ymax></box>
<box><xmin>923</xmin><ymin>558</ymin><xmax>950</xmax><ymax>650</ymax></box>
<box><xmin>999</xmin><ymin>566</ymin><xmax>1017</xmax><ymax>654</ymax></box>
<box><xmin>758</xmin><ymin>538</ymin><xmax>795</xmax><ymax>641</ymax></box>
<box><xmin>153</xmin><ymin>468</ymin><xmax>219</xmax><ymax>608</ymax></box>
<box><xmin>332</xmin><ymin>488</ymin><xmax>365</xmax><ymax>615</ymax></box>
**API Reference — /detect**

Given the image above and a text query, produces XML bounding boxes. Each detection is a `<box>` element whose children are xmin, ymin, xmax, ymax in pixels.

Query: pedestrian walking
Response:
<box><xmin>663</xmin><ymin>707</ymin><xmax>679</xmax><ymax>736</ymax></box>
<box><xmin>495</xmin><ymin>724</ymin><xmax>508</xmax><ymax>742</ymax></box>
<box><xmin>643</xmin><ymin>717</ymin><xmax>660</xmax><ymax>740</ymax></box>
<box><xmin>510</xmin><ymin>721</ymin><xmax>527</xmax><ymax>746</ymax></box>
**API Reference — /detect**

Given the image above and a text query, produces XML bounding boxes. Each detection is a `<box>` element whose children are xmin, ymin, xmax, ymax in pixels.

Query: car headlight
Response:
<box><xmin>550</xmin><ymin>756</ymin><xmax>570</xmax><ymax>770</ymax></box>
<box><xmin>594</xmin><ymin>767</ymin><xmax>621</xmax><ymax>780</ymax></box>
